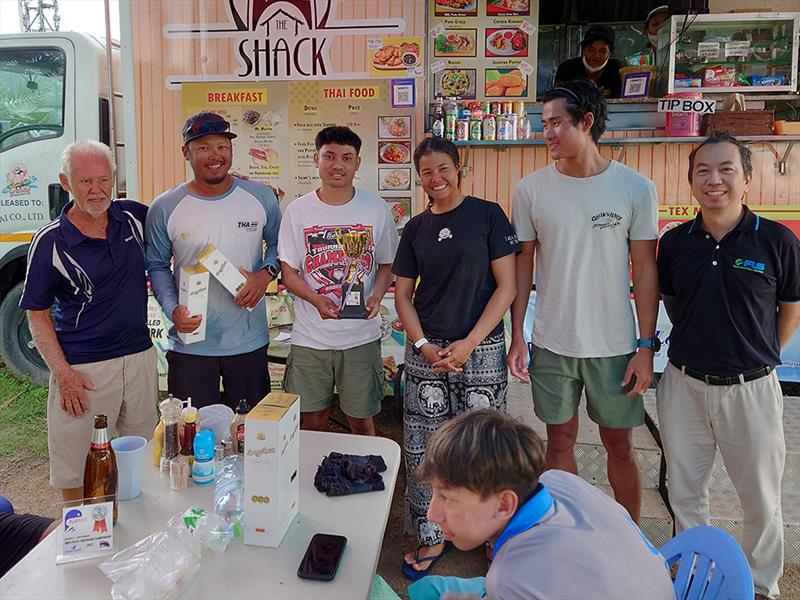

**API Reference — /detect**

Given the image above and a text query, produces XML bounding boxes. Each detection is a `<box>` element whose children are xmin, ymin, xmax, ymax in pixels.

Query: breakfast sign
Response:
<box><xmin>182</xmin><ymin>80</ymin><xmax>415</xmax><ymax>231</ymax></box>
<box><xmin>427</xmin><ymin>0</ymin><xmax>539</xmax><ymax>101</ymax></box>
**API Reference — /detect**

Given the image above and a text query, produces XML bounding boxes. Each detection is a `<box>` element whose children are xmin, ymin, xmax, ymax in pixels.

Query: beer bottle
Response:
<box><xmin>83</xmin><ymin>414</ymin><xmax>118</xmax><ymax>523</ymax></box>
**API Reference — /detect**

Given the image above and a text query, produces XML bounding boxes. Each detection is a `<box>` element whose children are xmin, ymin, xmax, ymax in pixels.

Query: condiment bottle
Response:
<box><xmin>159</xmin><ymin>395</ymin><xmax>183</xmax><ymax>473</ymax></box>
<box><xmin>230</xmin><ymin>399</ymin><xmax>251</xmax><ymax>455</ymax></box>
<box><xmin>180</xmin><ymin>401</ymin><xmax>198</xmax><ymax>470</ymax></box>
<box><xmin>431</xmin><ymin>96</ymin><xmax>445</xmax><ymax>137</ymax></box>
<box><xmin>84</xmin><ymin>414</ymin><xmax>118</xmax><ymax>523</ymax></box>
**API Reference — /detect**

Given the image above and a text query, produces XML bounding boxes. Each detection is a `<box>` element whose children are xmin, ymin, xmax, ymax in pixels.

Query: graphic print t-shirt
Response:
<box><xmin>277</xmin><ymin>188</ymin><xmax>399</xmax><ymax>350</ymax></box>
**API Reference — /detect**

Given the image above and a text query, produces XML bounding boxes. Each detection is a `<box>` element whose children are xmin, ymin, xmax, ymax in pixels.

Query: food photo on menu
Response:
<box><xmin>378</xmin><ymin>167</ymin><xmax>412</xmax><ymax>191</ymax></box>
<box><xmin>433</xmin><ymin>29</ymin><xmax>478</xmax><ymax>58</ymax></box>
<box><xmin>378</xmin><ymin>116</ymin><xmax>411</xmax><ymax>140</ymax></box>
<box><xmin>378</xmin><ymin>141</ymin><xmax>411</xmax><ymax>165</ymax></box>
<box><xmin>434</xmin><ymin>0</ymin><xmax>478</xmax><ymax>17</ymax></box>
<box><xmin>486</xmin><ymin>0</ymin><xmax>530</xmax><ymax>16</ymax></box>
<box><xmin>435</xmin><ymin>69</ymin><xmax>477</xmax><ymax>99</ymax></box>
<box><xmin>485</xmin><ymin>68</ymin><xmax>528</xmax><ymax>97</ymax></box>
<box><xmin>485</xmin><ymin>28</ymin><xmax>529</xmax><ymax>58</ymax></box>
<box><xmin>383</xmin><ymin>197</ymin><xmax>412</xmax><ymax>229</ymax></box>
<box><xmin>372</xmin><ymin>41</ymin><xmax>421</xmax><ymax>71</ymax></box>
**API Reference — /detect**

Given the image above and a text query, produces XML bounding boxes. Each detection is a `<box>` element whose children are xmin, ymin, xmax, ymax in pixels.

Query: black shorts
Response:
<box><xmin>166</xmin><ymin>344</ymin><xmax>270</xmax><ymax>410</ymax></box>
<box><xmin>0</xmin><ymin>512</ymin><xmax>55</xmax><ymax>577</ymax></box>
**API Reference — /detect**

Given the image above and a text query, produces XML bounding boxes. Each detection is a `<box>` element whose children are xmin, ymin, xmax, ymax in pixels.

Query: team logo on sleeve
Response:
<box><xmin>303</xmin><ymin>224</ymin><xmax>374</xmax><ymax>297</ymax></box>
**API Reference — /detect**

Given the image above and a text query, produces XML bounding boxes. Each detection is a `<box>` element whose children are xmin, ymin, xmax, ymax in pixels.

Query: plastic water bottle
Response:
<box><xmin>214</xmin><ymin>455</ymin><xmax>243</xmax><ymax>531</ymax></box>
<box><xmin>192</xmin><ymin>429</ymin><xmax>215</xmax><ymax>485</ymax></box>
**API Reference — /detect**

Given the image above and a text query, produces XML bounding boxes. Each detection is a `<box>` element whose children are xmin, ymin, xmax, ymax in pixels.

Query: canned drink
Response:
<box><xmin>508</xmin><ymin>114</ymin><xmax>518</xmax><ymax>140</ymax></box>
<box><xmin>469</xmin><ymin>118</ymin><xmax>483</xmax><ymax>140</ymax></box>
<box><xmin>481</xmin><ymin>101</ymin><xmax>491</xmax><ymax>115</ymax></box>
<box><xmin>513</xmin><ymin>101</ymin><xmax>526</xmax><ymax>117</ymax></box>
<box><xmin>456</xmin><ymin>118</ymin><xmax>470</xmax><ymax>141</ymax></box>
<box><xmin>458</xmin><ymin>105</ymin><xmax>471</xmax><ymax>120</ymax></box>
<box><xmin>521</xmin><ymin>116</ymin><xmax>532</xmax><ymax>140</ymax></box>
<box><xmin>496</xmin><ymin>115</ymin><xmax>510</xmax><ymax>140</ymax></box>
<box><xmin>445</xmin><ymin>113</ymin><xmax>457</xmax><ymax>141</ymax></box>
<box><xmin>482</xmin><ymin>114</ymin><xmax>496</xmax><ymax>140</ymax></box>
<box><xmin>503</xmin><ymin>101</ymin><xmax>514</xmax><ymax>115</ymax></box>
<box><xmin>490</xmin><ymin>102</ymin><xmax>501</xmax><ymax>115</ymax></box>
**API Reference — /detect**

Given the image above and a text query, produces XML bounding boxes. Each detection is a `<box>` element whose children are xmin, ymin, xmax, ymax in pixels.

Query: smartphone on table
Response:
<box><xmin>297</xmin><ymin>533</ymin><xmax>347</xmax><ymax>581</ymax></box>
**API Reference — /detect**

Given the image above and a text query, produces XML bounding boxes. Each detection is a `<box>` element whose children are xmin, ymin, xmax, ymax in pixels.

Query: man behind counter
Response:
<box><xmin>555</xmin><ymin>24</ymin><xmax>622</xmax><ymax>99</ymax></box>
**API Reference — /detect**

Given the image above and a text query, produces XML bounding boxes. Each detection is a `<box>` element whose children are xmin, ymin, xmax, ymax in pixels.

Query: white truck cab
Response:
<box><xmin>0</xmin><ymin>31</ymin><xmax>124</xmax><ymax>384</ymax></box>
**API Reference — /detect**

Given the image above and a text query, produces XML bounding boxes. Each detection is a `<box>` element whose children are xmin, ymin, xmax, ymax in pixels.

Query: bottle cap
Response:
<box><xmin>183</xmin><ymin>407</ymin><xmax>198</xmax><ymax>423</ymax></box>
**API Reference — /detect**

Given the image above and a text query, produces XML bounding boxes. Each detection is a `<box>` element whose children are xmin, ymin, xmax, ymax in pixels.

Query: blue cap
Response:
<box><xmin>182</xmin><ymin>112</ymin><xmax>237</xmax><ymax>145</ymax></box>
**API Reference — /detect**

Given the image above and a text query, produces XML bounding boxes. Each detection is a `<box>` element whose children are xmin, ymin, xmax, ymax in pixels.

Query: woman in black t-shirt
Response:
<box><xmin>392</xmin><ymin>137</ymin><xmax>519</xmax><ymax>580</ymax></box>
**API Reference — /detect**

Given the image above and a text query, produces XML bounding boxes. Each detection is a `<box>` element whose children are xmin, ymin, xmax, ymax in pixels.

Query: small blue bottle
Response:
<box><xmin>192</xmin><ymin>429</ymin><xmax>215</xmax><ymax>485</ymax></box>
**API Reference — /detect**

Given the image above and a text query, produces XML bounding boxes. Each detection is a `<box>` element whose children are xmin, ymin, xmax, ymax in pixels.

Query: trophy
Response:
<box><xmin>335</xmin><ymin>228</ymin><xmax>370</xmax><ymax>319</ymax></box>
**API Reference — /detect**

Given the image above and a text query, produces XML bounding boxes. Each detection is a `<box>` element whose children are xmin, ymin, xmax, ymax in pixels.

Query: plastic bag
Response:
<box><xmin>98</xmin><ymin>513</ymin><xmax>201</xmax><ymax>600</ymax></box>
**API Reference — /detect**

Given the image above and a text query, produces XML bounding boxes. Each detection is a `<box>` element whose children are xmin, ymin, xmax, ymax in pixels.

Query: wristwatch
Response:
<box><xmin>637</xmin><ymin>336</ymin><xmax>661</xmax><ymax>352</ymax></box>
<box><xmin>265</xmin><ymin>264</ymin><xmax>280</xmax><ymax>278</ymax></box>
<box><xmin>414</xmin><ymin>337</ymin><xmax>429</xmax><ymax>349</ymax></box>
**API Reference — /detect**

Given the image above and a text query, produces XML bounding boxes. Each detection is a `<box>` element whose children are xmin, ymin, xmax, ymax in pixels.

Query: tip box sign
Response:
<box><xmin>658</xmin><ymin>98</ymin><xmax>716</xmax><ymax>115</ymax></box>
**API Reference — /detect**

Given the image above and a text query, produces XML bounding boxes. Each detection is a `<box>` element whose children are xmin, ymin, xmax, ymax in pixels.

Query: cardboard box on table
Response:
<box><xmin>243</xmin><ymin>392</ymin><xmax>300</xmax><ymax>548</ymax></box>
<box><xmin>177</xmin><ymin>264</ymin><xmax>209</xmax><ymax>344</ymax></box>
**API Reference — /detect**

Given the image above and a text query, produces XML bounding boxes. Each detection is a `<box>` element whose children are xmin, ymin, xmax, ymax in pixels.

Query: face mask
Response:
<box><xmin>648</xmin><ymin>34</ymin><xmax>658</xmax><ymax>46</ymax></box>
<box><xmin>582</xmin><ymin>55</ymin><xmax>608</xmax><ymax>74</ymax></box>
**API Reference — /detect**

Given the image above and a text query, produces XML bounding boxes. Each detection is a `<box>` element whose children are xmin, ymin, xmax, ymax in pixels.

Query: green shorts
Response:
<box><xmin>530</xmin><ymin>345</ymin><xmax>644</xmax><ymax>428</ymax></box>
<box><xmin>283</xmin><ymin>340</ymin><xmax>384</xmax><ymax>419</ymax></box>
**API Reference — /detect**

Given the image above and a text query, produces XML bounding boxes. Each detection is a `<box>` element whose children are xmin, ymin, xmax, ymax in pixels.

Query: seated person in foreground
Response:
<box><xmin>407</xmin><ymin>410</ymin><xmax>675</xmax><ymax>600</ymax></box>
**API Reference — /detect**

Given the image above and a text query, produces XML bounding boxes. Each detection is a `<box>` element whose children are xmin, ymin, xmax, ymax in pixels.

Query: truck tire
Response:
<box><xmin>0</xmin><ymin>281</ymin><xmax>50</xmax><ymax>386</ymax></box>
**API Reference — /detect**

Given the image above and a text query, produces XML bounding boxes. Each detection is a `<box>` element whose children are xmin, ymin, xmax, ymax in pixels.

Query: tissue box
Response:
<box><xmin>177</xmin><ymin>264</ymin><xmax>209</xmax><ymax>344</ymax></box>
<box><xmin>196</xmin><ymin>243</ymin><xmax>249</xmax><ymax>300</ymax></box>
<box><xmin>243</xmin><ymin>392</ymin><xmax>300</xmax><ymax>548</ymax></box>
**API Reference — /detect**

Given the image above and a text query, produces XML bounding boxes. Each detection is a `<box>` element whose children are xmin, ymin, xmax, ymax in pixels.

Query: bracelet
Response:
<box><xmin>414</xmin><ymin>337</ymin><xmax>429</xmax><ymax>349</ymax></box>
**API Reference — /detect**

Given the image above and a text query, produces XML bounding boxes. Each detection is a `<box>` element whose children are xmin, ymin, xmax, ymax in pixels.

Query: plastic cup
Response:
<box><xmin>111</xmin><ymin>436</ymin><xmax>147</xmax><ymax>500</ymax></box>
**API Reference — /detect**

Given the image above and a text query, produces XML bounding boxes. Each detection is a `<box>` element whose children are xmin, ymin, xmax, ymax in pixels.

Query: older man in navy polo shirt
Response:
<box><xmin>20</xmin><ymin>140</ymin><xmax>157</xmax><ymax>502</ymax></box>
<box><xmin>657</xmin><ymin>132</ymin><xmax>800</xmax><ymax>599</ymax></box>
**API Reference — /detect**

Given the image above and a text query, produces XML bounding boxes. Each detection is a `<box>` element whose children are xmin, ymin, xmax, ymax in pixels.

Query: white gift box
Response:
<box><xmin>177</xmin><ymin>264</ymin><xmax>209</xmax><ymax>344</ymax></box>
<box><xmin>196</xmin><ymin>243</ymin><xmax>253</xmax><ymax>311</ymax></box>
<box><xmin>243</xmin><ymin>392</ymin><xmax>300</xmax><ymax>548</ymax></box>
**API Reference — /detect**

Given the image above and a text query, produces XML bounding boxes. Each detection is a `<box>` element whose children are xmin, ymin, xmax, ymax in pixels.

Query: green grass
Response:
<box><xmin>0</xmin><ymin>367</ymin><xmax>49</xmax><ymax>459</ymax></box>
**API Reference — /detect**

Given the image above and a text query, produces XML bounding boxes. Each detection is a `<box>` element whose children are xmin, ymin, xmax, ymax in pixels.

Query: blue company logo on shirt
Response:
<box><xmin>733</xmin><ymin>258</ymin><xmax>766</xmax><ymax>274</ymax></box>
<box><xmin>591</xmin><ymin>211</ymin><xmax>622</xmax><ymax>230</ymax></box>
<box><xmin>238</xmin><ymin>220</ymin><xmax>259</xmax><ymax>232</ymax></box>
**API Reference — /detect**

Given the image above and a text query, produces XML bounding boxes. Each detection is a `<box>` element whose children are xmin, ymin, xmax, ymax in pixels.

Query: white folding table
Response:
<box><xmin>0</xmin><ymin>431</ymin><xmax>400</xmax><ymax>600</ymax></box>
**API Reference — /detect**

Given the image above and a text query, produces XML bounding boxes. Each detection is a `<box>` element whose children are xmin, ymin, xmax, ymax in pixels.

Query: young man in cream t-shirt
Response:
<box><xmin>508</xmin><ymin>80</ymin><xmax>660</xmax><ymax>524</ymax></box>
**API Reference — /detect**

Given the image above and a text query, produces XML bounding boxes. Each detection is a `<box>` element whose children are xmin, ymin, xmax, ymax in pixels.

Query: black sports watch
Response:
<box><xmin>265</xmin><ymin>264</ymin><xmax>280</xmax><ymax>278</ymax></box>
<box><xmin>637</xmin><ymin>336</ymin><xmax>661</xmax><ymax>352</ymax></box>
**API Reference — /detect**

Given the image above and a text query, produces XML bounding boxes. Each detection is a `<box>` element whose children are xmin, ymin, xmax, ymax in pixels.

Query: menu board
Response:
<box><xmin>428</xmin><ymin>0</ymin><xmax>538</xmax><ymax>101</ymax></box>
<box><xmin>182</xmin><ymin>81</ymin><xmax>415</xmax><ymax>232</ymax></box>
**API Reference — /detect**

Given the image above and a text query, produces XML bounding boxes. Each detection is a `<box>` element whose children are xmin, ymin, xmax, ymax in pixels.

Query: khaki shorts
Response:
<box><xmin>48</xmin><ymin>346</ymin><xmax>158</xmax><ymax>489</ymax></box>
<box><xmin>283</xmin><ymin>340</ymin><xmax>384</xmax><ymax>419</ymax></box>
<box><xmin>530</xmin><ymin>345</ymin><xmax>643</xmax><ymax>428</ymax></box>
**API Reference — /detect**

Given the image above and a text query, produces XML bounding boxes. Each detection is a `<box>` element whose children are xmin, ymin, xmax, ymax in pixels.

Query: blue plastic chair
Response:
<box><xmin>0</xmin><ymin>495</ymin><xmax>13</xmax><ymax>513</ymax></box>
<box><xmin>660</xmin><ymin>525</ymin><xmax>754</xmax><ymax>600</ymax></box>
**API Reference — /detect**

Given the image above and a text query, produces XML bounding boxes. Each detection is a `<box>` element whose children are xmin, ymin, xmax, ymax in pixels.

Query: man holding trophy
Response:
<box><xmin>278</xmin><ymin>126</ymin><xmax>399</xmax><ymax>435</ymax></box>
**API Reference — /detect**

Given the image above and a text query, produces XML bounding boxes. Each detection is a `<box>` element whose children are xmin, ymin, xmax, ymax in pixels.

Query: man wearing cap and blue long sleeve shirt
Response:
<box><xmin>146</xmin><ymin>112</ymin><xmax>281</xmax><ymax>409</ymax></box>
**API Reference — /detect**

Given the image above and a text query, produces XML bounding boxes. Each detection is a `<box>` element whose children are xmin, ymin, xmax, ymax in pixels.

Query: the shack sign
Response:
<box><xmin>165</xmin><ymin>0</ymin><xmax>404</xmax><ymax>87</ymax></box>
